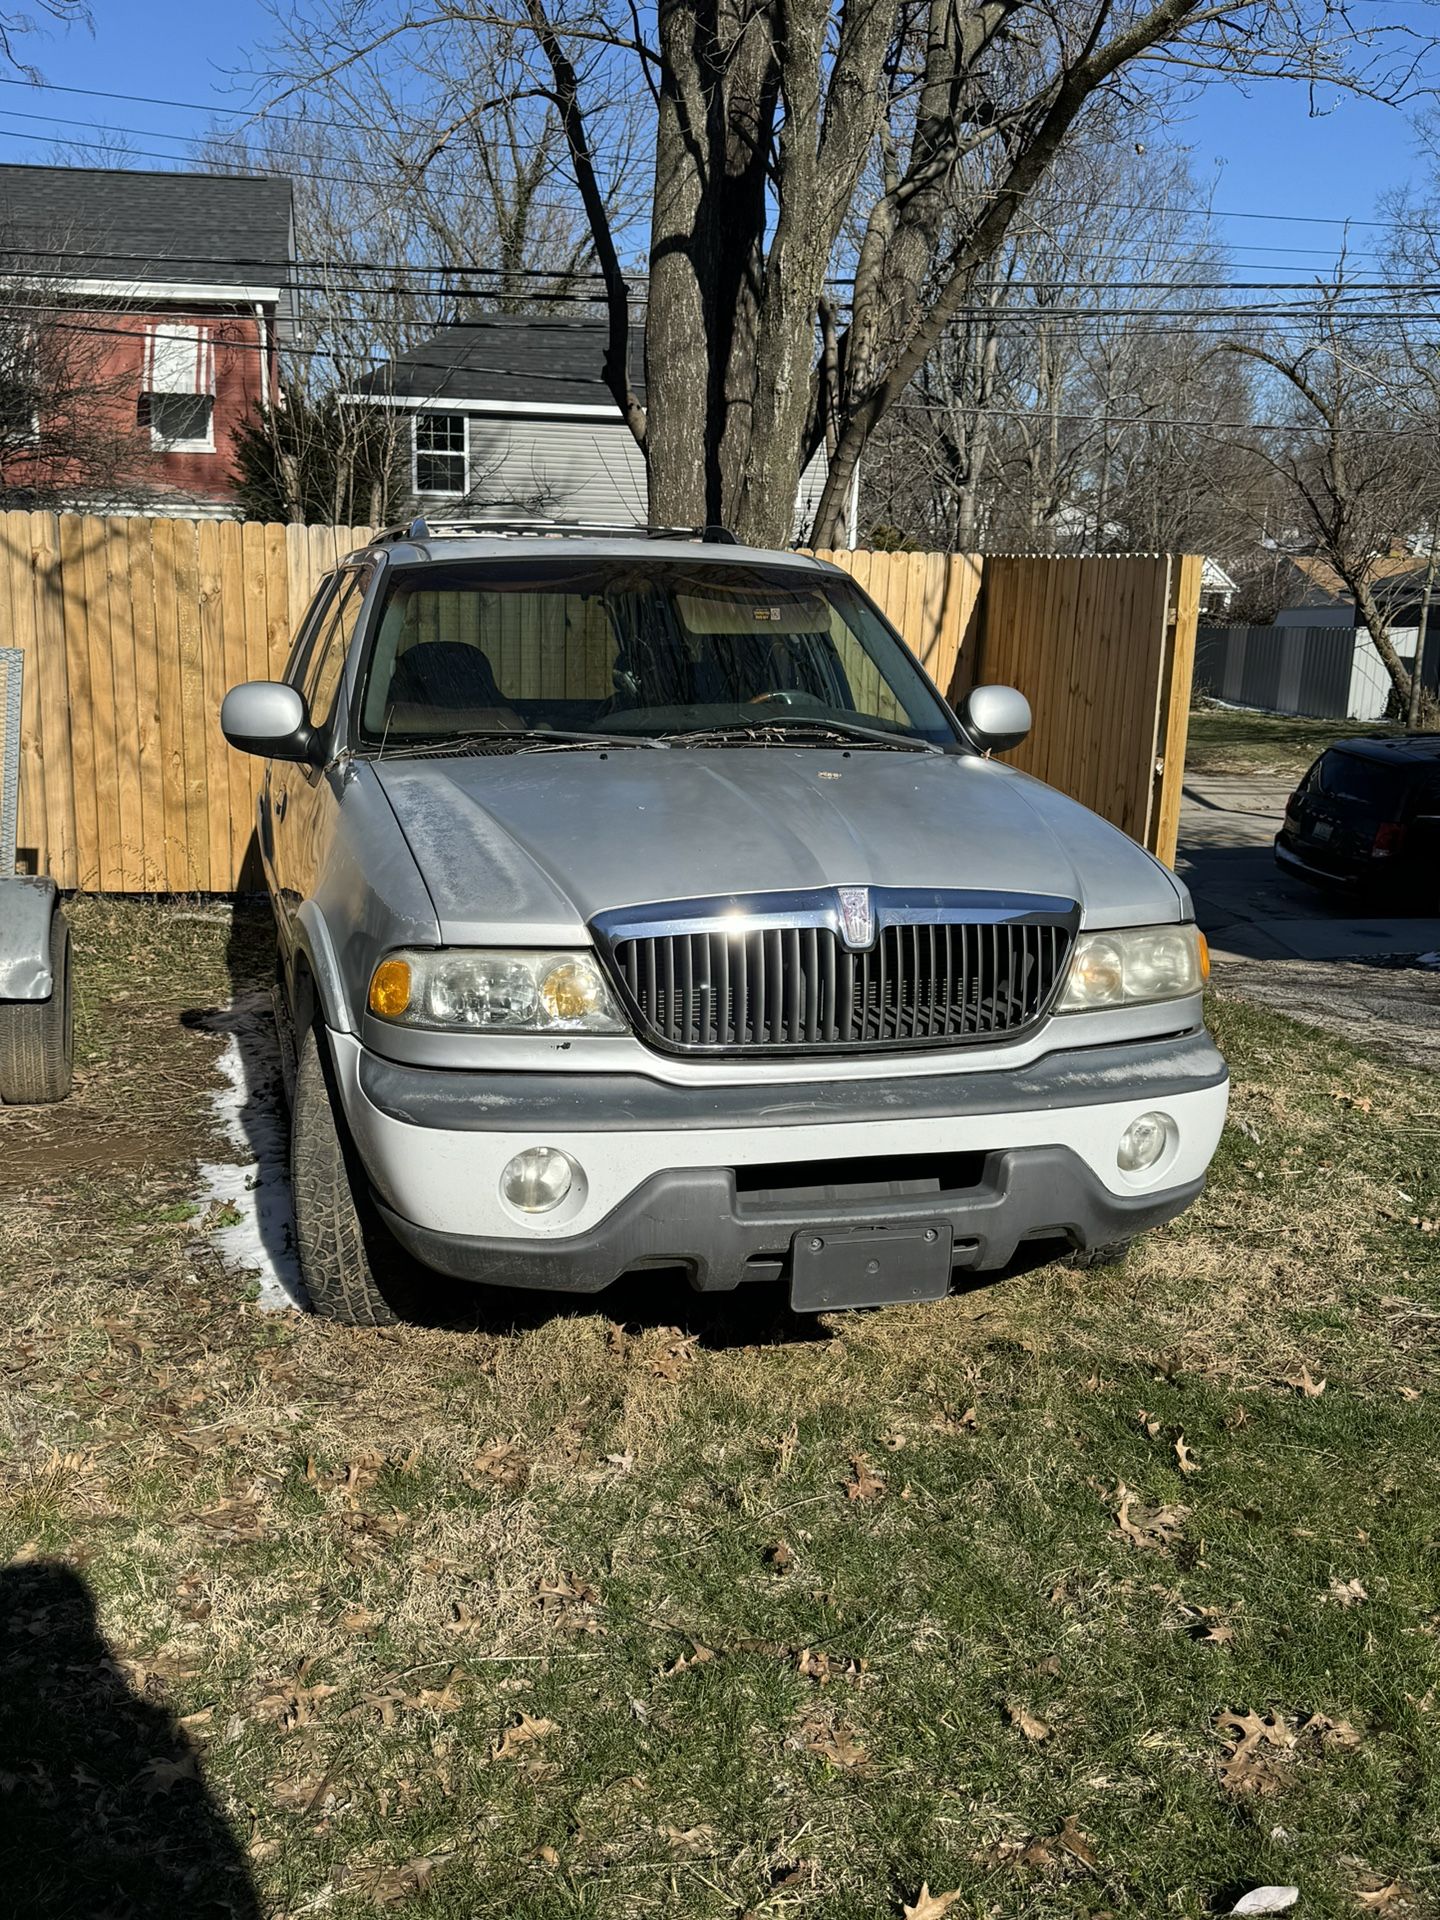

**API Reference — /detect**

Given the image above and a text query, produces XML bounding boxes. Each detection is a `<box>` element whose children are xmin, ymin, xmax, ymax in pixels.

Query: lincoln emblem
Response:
<box><xmin>836</xmin><ymin>886</ymin><xmax>875</xmax><ymax>950</ymax></box>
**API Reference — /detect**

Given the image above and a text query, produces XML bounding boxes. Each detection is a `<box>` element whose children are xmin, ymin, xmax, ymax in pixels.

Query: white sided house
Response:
<box><xmin>349</xmin><ymin>315</ymin><xmax>845</xmax><ymax>541</ymax></box>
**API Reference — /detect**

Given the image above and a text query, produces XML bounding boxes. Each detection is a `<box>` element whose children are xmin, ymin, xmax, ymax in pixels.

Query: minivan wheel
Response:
<box><xmin>1066</xmin><ymin>1238</ymin><xmax>1134</xmax><ymax>1271</ymax></box>
<box><xmin>291</xmin><ymin>1023</ymin><xmax>420</xmax><ymax>1326</ymax></box>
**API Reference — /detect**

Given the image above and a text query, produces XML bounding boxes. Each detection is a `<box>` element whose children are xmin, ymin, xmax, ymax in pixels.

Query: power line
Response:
<box><xmin>5</xmin><ymin>300</ymin><xmax>1439</xmax><ymax>428</ymax></box>
<box><xmin>0</xmin><ymin>73</ymin><xmax>1426</xmax><ymax>237</ymax></box>
<box><xmin>0</xmin><ymin>124</ymin><xmax>605</xmax><ymax>215</ymax></box>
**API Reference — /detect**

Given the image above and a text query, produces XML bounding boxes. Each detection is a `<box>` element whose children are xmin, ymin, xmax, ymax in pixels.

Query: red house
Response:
<box><xmin>0</xmin><ymin>164</ymin><xmax>294</xmax><ymax>516</ymax></box>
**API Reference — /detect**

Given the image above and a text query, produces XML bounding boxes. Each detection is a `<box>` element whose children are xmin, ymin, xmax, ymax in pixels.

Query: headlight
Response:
<box><xmin>1057</xmin><ymin>925</ymin><xmax>1207</xmax><ymax>1012</ymax></box>
<box><xmin>367</xmin><ymin>949</ymin><xmax>627</xmax><ymax>1033</ymax></box>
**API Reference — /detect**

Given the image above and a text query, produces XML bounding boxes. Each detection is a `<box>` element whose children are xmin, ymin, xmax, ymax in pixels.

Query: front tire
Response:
<box><xmin>1066</xmin><ymin>1238</ymin><xmax>1134</xmax><ymax>1271</ymax></box>
<box><xmin>0</xmin><ymin>911</ymin><xmax>73</xmax><ymax>1105</ymax></box>
<box><xmin>291</xmin><ymin>1023</ymin><xmax>419</xmax><ymax>1325</ymax></box>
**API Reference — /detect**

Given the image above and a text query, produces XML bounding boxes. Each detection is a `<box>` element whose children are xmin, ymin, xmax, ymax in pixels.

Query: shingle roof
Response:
<box><xmin>356</xmin><ymin>315</ymin><xmax>643</xmax><ymax>410</ymax></box>
<box><xmin>1283</xmin><ymin>551</ymin><xmax>1430</xmax><ymax>609</ymax></box>
<box><xmin>0</xmin><ymin>164</ymin><xmax>294</xmax><ymax>292</ymax></box>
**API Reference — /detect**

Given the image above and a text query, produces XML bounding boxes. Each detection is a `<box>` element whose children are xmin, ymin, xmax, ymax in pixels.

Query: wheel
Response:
<box><xmin>1066</xmin><ymin>1238</ymin><xmax>1134</xmax><ymax>1271</ymax></box>
<box><xmin>291</xmin><ymin>1022</ymin><xmax>421</xmax><ymax>1325</ymax></box>
<box><xmin>0</xmin><ymin>911</ymin><xmax>73</xmax><ymax>1105</ymax></box>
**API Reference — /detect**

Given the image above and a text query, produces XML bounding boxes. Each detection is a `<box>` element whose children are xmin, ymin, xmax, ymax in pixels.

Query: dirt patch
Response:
<box><xmin>1211</xmin><ymin>951</ymin><xmax>1440</xmax><ymax>1077</ymax></box>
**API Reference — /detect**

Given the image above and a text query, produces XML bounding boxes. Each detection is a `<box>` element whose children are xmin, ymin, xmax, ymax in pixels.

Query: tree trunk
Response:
<box><xmin>1354</xmin><ymin>574</ymin><xmax>1418</xmax><ymax>709</ymax></box>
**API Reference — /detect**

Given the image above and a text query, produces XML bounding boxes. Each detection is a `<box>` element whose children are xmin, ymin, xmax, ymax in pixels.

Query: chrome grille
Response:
<box><xmin>597</xmin><ymin>891</ymin><xmax>1077</xmax><ymax>1054</ymax></box>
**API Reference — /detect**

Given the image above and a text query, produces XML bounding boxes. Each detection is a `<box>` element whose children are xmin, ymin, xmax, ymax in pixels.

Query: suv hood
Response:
<box><xmin>373</xmin><ymin>748</ymin><xmax>1184</xmax><ymax>946</ymax></box>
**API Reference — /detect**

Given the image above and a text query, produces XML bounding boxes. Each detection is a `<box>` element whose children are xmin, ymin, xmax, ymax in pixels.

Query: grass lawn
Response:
<box><xmin>1185</xmin><ymin>707</ymin><xmax>1400</xmax><ymax>782</ymax></box>
<box><xmin>2</xmin><ymin>901</ymin><xmax>1438</xmax><ymax>1919</ymax></box>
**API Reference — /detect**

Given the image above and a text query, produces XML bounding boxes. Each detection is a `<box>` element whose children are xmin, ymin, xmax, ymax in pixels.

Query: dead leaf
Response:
<box><xmin>664</xmin><ymin>1824</ymin><xmax>718</xmax><ymax>1854</ymax></box>
<box><xmin>662</xmin><ymin>1642</ymin><xmax>716</xmax><ymax>1678</ymax></box>
<box><xmin>800</xmin><ymin>1717</ymin><xmax>866</xmax><ymax>1767</ymax></box>
<box><xmin>1056</xmin><ymin>1815</ymin><xmax>1098</xmax><ymax>1869</ymax></box>
<box><xmin>1137</xmin><ymin>1409</ymin><xmax>1161</xmax><ymax>1440</ymax></box>
<box><xmin>1301</xmin><ymin>1712</ymin><xmax>1364</xmax><ymax>1752</ymax></box>
<box><xmin>340</xmin><ymin>1607</ymin><xmax>381</xmax><ymax>1636</ymax></box>
<box><xmin>1174</xmin><ymin>1435</ymin><xmax>1200</xmax><ymax>1475</ymax></box>
<box><xmin>650</xmin><ymin>1329</ymin><xmax>699</xmax><ymax>1381</ymax></box>
<box><xmin>490</xmin><ymin>1711</ymin><xmax>558</xmax><ymax>1762</ymax></box>
<box><xmin>1229</xmin><ymin>1890</ymin><xmax>1299</xmax><ymax>1915</ymax></box>
<box><xmin>338</xmin><ymin>1855</ymin><xmax>446</xmax><ymax>1905</ymax></box>
<box><xmin>902</xmin><ymin>1886</ymin><xmax>964</xmax><ymax>1919</ymax></box>
<box><xmin>1215</xmin><ymin>1709</ymin><xmax>1294</xmax><ymax>1796</ymax></box>
<box><xmin>847</xmin><ymin>1455</ymin><xmax>885</xmax><ymax>1501</ymax></box>
<box><xmin>1287</xmin><ymin>1367</ymin><xmax>1327</xmax><ymax>1398</ymax></box>
<box><xmin>1112</xmin><ymin>1482</ymin><xmax>1188</xmax><ymax>1553</ymax></box>
<box><xmin>1329</xmin><ymin>1576</ymin><xmax>1369</xmax><ymax>1608</ymax></box>
<box><xmin>466</xmin><ymin>1439</ymin><xmax>531</xmax><ymax>1490</ymax></box>
<box><xmin>134</xmin><ymin>1754</ymin><xmax>199</xmax><ymax>1796</ymax></box>
<box><xmin>1004</xmin><ymin>1700</ymin><xmax>1051</xmax><ymax>1743</ymax></box>
<box><xmin>764</xmin><ymin>1540</ymin><xmax>794</xmax><ymax>1569</ymax></box>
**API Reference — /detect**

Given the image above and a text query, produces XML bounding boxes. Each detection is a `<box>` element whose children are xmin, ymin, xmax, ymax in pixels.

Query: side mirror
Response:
<box><xmin>221</xmin><ymin>681</ymin><xmax>315</xmax><ymax>762</ymax></box>
<box><xmin>962</xmin><ymin>683</ymin><xmax>1031</xmax><ymax>755</ymax></box>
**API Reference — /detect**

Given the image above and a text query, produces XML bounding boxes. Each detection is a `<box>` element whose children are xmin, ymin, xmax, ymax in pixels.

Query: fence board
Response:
<box><xmin>0</xmin><ymin>513</ymin><xmax>1197</xmax><ymax>888</ymax></box>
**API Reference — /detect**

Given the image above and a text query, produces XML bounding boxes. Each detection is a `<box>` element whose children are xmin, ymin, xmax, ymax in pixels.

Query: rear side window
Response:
<box><xmin>1314</xmin><ymin>750</ymin><xmax>1407</xmax><ymax>814</ymax></box>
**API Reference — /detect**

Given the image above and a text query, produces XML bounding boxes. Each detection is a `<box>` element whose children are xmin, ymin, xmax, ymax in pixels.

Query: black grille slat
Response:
<box><xmin>609</xmin><ymin>909</ymin><xmax>1073</xmax><ymax>1054</ymax></box>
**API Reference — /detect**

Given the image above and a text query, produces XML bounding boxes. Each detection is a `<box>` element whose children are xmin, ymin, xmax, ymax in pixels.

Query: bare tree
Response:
<box><xmin>1222</xmin><ymin>274</ymin><xmax>1440</xmax><ymax>719</ymax></box>
<box><xmin>858</xmin><ymin>139</ymin><xmax>1270</xmax><ymax>557</ymax></box>
<box><xmin>0</xmin><ymin>0</ymin><xmax>89</xmax><ymax>80</ymax></box>
<box><xmin>257</xmin><ymin>1</ymin><xmax>1436</xmax><ymax>548</ymax></box>
<box><xmin>0</xmin><ymin>244</ymin><xmax>151</xmax><ymax>510</ymax></box>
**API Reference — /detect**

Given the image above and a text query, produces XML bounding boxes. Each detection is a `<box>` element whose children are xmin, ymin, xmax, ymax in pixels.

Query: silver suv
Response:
<box><xmin>222</xmin><ymin>521</ymin><xmax>1228</xmax><ymax>1325</ymax></box>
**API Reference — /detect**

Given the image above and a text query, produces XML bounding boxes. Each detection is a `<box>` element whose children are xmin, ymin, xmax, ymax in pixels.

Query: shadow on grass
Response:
<box><xmin>0</xmin><ymin>1561</ymin><xmax>259</xmax><ymax>1920</ymax></box>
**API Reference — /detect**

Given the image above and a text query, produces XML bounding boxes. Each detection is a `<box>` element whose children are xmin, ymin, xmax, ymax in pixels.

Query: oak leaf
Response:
<box><xmin>490</xmin><ymin>1711</ymin><xmax>558</xmax><ymax>1762</ymax></box>
<box><xmin>1004</xmin><ymin>1700</ymin><xmax>1051</xmax><ymax>1742</ymax></box>
<box><xmin>902</xmin><ymin>1886</ymin><xmax>964</xmax><ymax>1919</ymax></box>
<box><xmin>847</xmin><ymin>1455</ymin><xmax>885</xmax><ymax>1501</ymax></box>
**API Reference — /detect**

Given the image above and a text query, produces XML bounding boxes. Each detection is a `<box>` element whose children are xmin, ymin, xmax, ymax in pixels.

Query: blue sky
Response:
<box><xmin>0</xmin><ymin>0</ymin><xmax>1432</xmax><ymax>274</ymax></box>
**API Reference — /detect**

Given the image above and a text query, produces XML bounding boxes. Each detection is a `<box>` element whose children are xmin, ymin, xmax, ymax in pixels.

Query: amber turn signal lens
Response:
<box><xmin>368</xmin><ymin>958</ymin><xmax>412</xmax><ymax>1018</ymax></box>
<box><xmin>1197</xmin><ymin>932</ymin><xmax>1211</xmax><ymax>984</ymax></box>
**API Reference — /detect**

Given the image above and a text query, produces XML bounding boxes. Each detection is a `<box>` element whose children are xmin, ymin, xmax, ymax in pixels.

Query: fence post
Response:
<box><xmin>1149</xmin><ymin>553</ymin><xmax>1202</xmax><ymax>866</ymax></box>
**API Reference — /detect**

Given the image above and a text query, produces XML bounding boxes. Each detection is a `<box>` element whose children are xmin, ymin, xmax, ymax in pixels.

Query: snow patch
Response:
<box><xmin>196</xmin><ymin>992</ymin><xmax>307</xmax><ymax>1311</ymax></box>
<box><xmin>1418</xmin><ymin>951</ymin><xmax>1440</xmax><ymax>971</ymax></box>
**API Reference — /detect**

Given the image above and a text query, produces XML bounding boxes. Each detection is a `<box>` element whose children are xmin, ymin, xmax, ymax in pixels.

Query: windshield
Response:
<box><xmin>356</xmin><ymin>557</ymin><xmax>958</xmax><ymax>750</ymax></box>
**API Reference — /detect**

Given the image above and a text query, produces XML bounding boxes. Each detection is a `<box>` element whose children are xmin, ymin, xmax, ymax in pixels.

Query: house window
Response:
<box><xmin>414</xmin><ymin>412</ymin><xmax>467</xmax><ymax>495</ymax></box>
<box><xmin>0</xmin><ymin>377</ymin><xmax>39</xmax><ymax>443</ymax></box>
<box><xmin>147</xmin><ymin>393</ymin><xmax>215</xmax><ymax>451</ymax></box>
<box><xmin>141</xmin><ymin>322</ymin><xmax>216</xmax><ymax>453</ymax></box>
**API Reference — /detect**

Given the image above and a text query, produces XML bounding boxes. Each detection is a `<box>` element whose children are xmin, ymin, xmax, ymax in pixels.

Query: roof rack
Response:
<box><xmin>370</xmin><ymin>516</ymin><xmax>740</xmax><ymax>546</ymax></box>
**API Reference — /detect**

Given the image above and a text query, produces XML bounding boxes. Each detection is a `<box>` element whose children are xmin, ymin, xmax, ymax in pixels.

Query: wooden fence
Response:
<box><xmin>0</xmin><ymin>512</ymin><xmax>1198</xmax><ymax>891</ymax></box>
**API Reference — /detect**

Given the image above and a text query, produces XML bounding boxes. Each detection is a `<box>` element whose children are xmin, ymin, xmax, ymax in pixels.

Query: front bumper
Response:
<box><xmin>331</xmin><ymin>1026</ymin><xmax>1229</xmax><ymax>1295</ymax></box>
<box><xmin>376</xmin><ymin>1148</ymin><xmax>1206</xmax><ymax>1293</ymax></box>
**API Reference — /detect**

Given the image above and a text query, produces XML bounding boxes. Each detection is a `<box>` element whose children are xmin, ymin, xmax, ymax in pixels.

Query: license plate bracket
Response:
<box><xmin>790</xmin><ymin>1223</ymin><xmax>953</xmax><ymax>1313</ymax></box>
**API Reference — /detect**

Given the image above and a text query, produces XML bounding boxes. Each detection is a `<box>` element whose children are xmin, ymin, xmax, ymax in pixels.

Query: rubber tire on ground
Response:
<box><xmin>0</xmin><ymin>911</ymin><xmax>73</xmax><ymax>1105</ymax></box>
<box><xmin>1066</xmin><ymin>1238</ymin><xmax>1134</xmax><ymax>1271</ymax></box>
<box><xmin>291</xmin><ymin>1021</ymin><xmax>422</xmax><ymax>1326</ymax></box>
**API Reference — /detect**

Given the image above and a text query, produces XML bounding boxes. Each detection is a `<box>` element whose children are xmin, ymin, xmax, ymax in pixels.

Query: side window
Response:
<box><xmin>301</xmin><ymin>571</ymin><xmax>371</xmax><ymax>732</ymax></box>
<box><xmin>283</xmin><ymin>577</ymin><xmax>339</xmax><ymax>687</ymax></box>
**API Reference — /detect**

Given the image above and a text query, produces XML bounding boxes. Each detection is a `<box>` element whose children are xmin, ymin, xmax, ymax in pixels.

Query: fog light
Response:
<box><xmin>501</xmin><ymin>1146</ymin><xmax>575</xmax><ymax>1213</ymax></box>
<box><xmin>1118</xmin><ymin>1111</ymin><xmax>1170</xmax><ymax>1173</ymax></box>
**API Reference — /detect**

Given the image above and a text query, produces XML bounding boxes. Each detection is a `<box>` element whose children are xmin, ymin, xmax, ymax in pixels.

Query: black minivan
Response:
<box><xmin>1275</xmin><ymin>735</ymin><xmax>1440</xmax><ymax>909</ymax></box>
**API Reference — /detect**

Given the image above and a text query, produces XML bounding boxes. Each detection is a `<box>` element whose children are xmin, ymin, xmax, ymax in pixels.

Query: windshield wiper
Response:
<box><xmin>662</xmin><ymin>717</ymin><xmax>943</xmax><ymax>753</ymax></box>
<box><xmin>369</xmin><ymin>726</ymin><xmax>669</xmax><ymax>758</ymax></box>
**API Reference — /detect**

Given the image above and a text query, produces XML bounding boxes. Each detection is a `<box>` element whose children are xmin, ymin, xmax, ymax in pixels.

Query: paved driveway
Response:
<box><xmin>1177</xmin><ymin>774</ymin><xmax>1440</xmax><ymax>1070</ymax></box>
<box><xmin>1178</xmin><ymin>775</ymin><xmax>1440</xmax><ymax>961</ymax></box>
